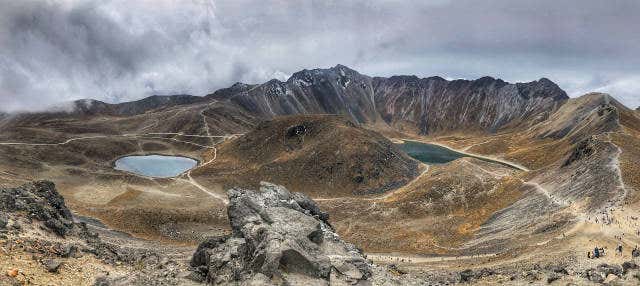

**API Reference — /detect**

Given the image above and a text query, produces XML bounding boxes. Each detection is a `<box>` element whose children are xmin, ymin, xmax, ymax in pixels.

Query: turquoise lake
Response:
<box><xmin>396</xmin><ymin>141</ymin><xmax>466</xmax><ymax>164</ymax></box>
<box><xmin>114</xmin><ymin>155</ymin><xmax>197</xmax><ymax>178</ymax></box>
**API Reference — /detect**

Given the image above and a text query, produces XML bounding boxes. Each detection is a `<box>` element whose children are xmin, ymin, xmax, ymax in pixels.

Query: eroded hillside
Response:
<box><xmin>192</xmin><ymin>115</ymin><xmax>421</xmax><ymax>197</ymax></box>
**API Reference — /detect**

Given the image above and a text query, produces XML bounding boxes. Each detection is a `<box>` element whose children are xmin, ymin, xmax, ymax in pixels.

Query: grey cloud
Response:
<box><xmin>1</xmin><ymin>0</ymin><xmax>639</xmax><ymax>112</ymax></box>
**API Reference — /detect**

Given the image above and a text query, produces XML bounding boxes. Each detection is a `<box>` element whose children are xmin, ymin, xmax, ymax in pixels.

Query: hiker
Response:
<box><xmin>617</xmin><ymin>244</ymin><xmax>623</xmax><ymax>257</ymax></box>
<box><xmin>594</xmin><ymin>247</ymin><xmax>600</xmax><ymax>258</ymax></box>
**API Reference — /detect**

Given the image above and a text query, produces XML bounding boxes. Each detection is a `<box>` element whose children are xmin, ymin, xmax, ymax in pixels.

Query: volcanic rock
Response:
<box><xmin>191</xmin><ymin>182</ymin><xmax>372</xmax><ymax>285</ymax></box>
<box><xmin>43</xmin><ymin>259</ymin><xmax>62</xmax><ymax>273</ymax></box>
<box><xmin>0</xmin><ymin>181</ymin><xmax>74</xmax><ymax>236</ymax></box>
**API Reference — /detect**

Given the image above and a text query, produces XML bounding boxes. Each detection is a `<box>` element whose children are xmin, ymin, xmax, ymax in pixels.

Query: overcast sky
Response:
<box><xmin>1</xmin><ymin>0</ymin><xmax>639</xmax><ymax>112</ymax></box>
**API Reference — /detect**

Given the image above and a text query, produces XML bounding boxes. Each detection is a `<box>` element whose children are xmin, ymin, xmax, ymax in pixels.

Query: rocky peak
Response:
<box><xmin>516</xmin><ymin>77</ymin><xmax>568</xmax><ymax>101</ymax></box>
<box><xmin>206</xmin><ymin>81</ymin><xmax>254</xmax><ymax>100</ymax></box>
<box><xmin>231</xmin><ymin>82</ymin><xmax>247</xmax><ymax>88</ymax></box>
<box><xmin>330</xmin><ymin>64</ymin><xmax>359</xmax><ymax>75</ymax></box>
<box><xmin>199</xmin><ymin>65</ymin><xmax>571</xmax><ymax>134</ymax></box>
<box><xmin>289</xmin><ymin>64</ymin><xmax>365</xmax><ymax>85</ymax></box>
<box><xmin>425</xmin><ymin>75</ymin><xmax>447</xmax><ymax>82</ymax></box>
<box><xmin>191</xmin><ymin>182</ymin><xmax>373</xmax><ymax>285</ymax></box>
<box><xmin>288</xmin><ymin>69</ymin><xmax>316</xmax><ymax>86</ymax></box>
<box><xmin>386</xmin><ymin>75</ymin><xmax>420</xmax><ymax>83</ymax></box>
<box><xmin>471</xmin><ymin>76</ymin><xmax>508</xmax><ymax>89</ymax></box>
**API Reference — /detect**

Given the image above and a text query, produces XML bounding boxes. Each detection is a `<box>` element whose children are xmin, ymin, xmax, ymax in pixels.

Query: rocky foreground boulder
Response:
<box><xmin>0</xmin><ymin>180</ymin><xmax>74</xmax><ymax>236</ymax></box>
<box><xmin>191</xmin><ymin>182</ymin><xmax>374</xmax><ymax>285</ymax></box>
<box><xmin>1</xmin><ymin>181</ymin><xmax>200</xmax><ymax>285</ymax></box>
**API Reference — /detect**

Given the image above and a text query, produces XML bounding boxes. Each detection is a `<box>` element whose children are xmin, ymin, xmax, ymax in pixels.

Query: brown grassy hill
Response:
<box><xmin>192</xmin><ymin>115</ymin><xmax>420</xmax><ymax>197</ymax></box>
<box><xmin>319</xmin><ymin>158</ymin><xmax>521</xmax><ymax>254</ymax></box>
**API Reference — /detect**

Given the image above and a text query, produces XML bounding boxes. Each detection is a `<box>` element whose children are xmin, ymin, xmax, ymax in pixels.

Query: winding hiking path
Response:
<box><xmin>363</xmin><ymin>253</ymin><xmax>498</xmax><ymax>264</ymax></box>
<box><xmin>0</xmin><ymin>131</ymin><xmax>237</xmax><ymax>204</ymax></box>
<box><xmin>0</xmin><ymin>133</ymin><xmax>223</xmax><ymax>148</ymax></box>
<box><xmin>521</xmin><ymin>180</ymin><xmax>568</xmax><ymax>207</ymax></box>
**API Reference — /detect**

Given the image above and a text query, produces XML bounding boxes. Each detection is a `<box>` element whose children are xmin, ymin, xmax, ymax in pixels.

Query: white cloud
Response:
<box><xmin>1</xmin><ymin>0</ymin><xmax>639</xmax><ymax>111</ymax></box>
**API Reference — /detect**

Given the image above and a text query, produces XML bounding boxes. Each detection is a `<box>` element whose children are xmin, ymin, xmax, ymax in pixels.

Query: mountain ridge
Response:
<box><xmin>8</xmin><ymin>64</ymin><xmax>576</xmax><ymax>136</ymax></box>
<box><xmin>204</xmin><ymin>64</ymin><xmax>570</xmax><ymax>135</ymax></box>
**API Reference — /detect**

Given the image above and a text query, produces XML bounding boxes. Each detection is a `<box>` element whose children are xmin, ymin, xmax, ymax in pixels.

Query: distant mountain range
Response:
<box><xmin>44</xmin><ymin>64</ymin><xmax>574</xmax><ymax>136</ymax></box>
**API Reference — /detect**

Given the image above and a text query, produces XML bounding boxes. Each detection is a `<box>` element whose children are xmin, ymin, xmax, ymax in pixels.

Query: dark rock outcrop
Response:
<box><xmin>563</xmin><ymin>137</ymin><xmax>596</xmax><ymax>167</ymax></box>
<box><xmin>191</xmin><ymin>182</ymin><xmax>372</xmax><ymax>285</ymax></box>
<box><xmin>0</xmin><ymin>181</ymin><xmax>74</xmax><ymax>236</ymax></box>
<box><xmin>622</xmin><ymin>261</ymin><xmax>638</xmax><ymax>274</ymax></box>
<box><xmin>583</xmin><ymin>264</ymin><xmax>623</xmax><ymax>283</ymax></box>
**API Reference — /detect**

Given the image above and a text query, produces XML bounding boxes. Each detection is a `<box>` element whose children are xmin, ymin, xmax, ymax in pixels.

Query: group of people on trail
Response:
<box><xmin>589</xmin><ymin>244</ymin><xmax>640</xmax><ymax>259</ymax></box>
<box><xmin>588</xmin><ymin>246</ymin><xmax>606</xmax><ymax>259</ymax></box>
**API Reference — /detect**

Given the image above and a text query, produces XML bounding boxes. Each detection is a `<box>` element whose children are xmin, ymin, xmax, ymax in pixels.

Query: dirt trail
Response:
<box><xmin>521</xmin><ymin>180</ymin><xmax>568</xmax><ymax>207</ymax></box>
<box><xmin>365</xmin><ymin>253</ymin><xmax>498</xmax><ymax>264</ymax></box>
<box><xmin>179</xmin><ymin>140</ymin><xmax>229</xmax><ymax>204</ymax></box>
<box><xmin>0</xmin><ymin>131</ymin><xmax>236</xmax><ymax>204</ymax></box>
<box><xmin>0</xmin><ymin>133</ymin><xmax>221</xmax><ymax>149</ymax></box>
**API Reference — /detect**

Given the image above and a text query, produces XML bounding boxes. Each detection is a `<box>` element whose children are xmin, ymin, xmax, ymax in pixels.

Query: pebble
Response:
<box><xmin>6</xmin><ymin>268</ymin><xmax>18</xmax><ymax>277</ymax></box>
<box><xmin>43</xmin><ymin>259</ymin><xmax>62</xmax><ymax>273</ymax></box>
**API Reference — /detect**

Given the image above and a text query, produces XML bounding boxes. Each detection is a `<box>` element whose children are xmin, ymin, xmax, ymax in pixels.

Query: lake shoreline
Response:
<box><xmin>396</xmin><ymin>138</ymin><xmax>530</xmax><ymax>171</ymax></box>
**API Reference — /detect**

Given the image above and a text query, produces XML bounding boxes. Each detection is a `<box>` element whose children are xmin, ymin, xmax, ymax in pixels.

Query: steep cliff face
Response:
<box><xmin>208</xmin><ymin>65</ymin><xmax>380</xmax><ymax>124</ymax></box>
<box><xmin>209</xmin><ymin>65</ymin><xmax>569</xmax><ymax>135</ymax></box>
<box><xmin>372</xmin><ymin>76</ymin><xmax>568</xmax><ymax>134</ymax></box>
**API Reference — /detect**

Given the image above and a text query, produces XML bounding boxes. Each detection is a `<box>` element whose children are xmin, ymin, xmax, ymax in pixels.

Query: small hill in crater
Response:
<box><xmin>192</xmin><ymin>115</ymin><xmax>420</xmax><ymax>197</ymax></box>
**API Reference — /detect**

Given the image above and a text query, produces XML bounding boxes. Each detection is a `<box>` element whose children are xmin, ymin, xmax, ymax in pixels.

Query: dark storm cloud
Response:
<box><xmin>1</xmin><ymin>0</ymin><xmax>639</xmax><ymax>112</ymax></box>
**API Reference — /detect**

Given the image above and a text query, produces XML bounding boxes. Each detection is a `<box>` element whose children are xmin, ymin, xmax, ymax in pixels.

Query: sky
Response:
<box><xmin>1</xmin><ymin>0</ymin><xmax>639</xmax><ymax>112</ymax></box>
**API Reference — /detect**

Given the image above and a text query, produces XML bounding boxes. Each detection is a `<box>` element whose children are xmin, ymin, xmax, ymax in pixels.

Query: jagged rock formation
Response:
<box><xmin>0</xmin><ymin>181</ymin><xmax>201</xmax><ymax>285</ymax></box>
<box><xmin>0</xmin><ymin>181</ymin><xmax>74</xmax><ymax>236</ymax></box>
<box><xmin>190</xmin><ymin>182</ymin><xmax>375</xmax><ymax>285</ymax></box>
<box><xmin>207</xmin><ymin>65</ymin><xmax>380</xmax><ymax>125</ymax></box>
<box><xmin>372</xmin><ymin>75</ymin><xmax>567</xmax><ymax>134</ymax></box>
<box><xmin>206</xmin><ymin>65</ymin><xmax>568</xmax><ymax>135</ymax></box>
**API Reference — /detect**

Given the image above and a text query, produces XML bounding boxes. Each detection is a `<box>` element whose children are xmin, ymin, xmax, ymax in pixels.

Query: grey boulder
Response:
<box><xmin>191</xmin><ymin>182</ymin><xmax>371</xmax><ymax>285</ymax></box>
